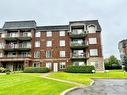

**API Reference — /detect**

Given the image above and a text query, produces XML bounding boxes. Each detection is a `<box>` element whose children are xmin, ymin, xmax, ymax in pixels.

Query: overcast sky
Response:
<box><xmin>0</xmin><ymin>0</ymin><xmax>127</xmax><ymax>59</ymax></box>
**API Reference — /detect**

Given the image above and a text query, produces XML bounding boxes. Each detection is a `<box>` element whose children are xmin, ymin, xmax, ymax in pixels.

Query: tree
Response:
<box><xmin>104</xmin><ymin>55</ymin><xmax>121</xmax><ymax>70</ymax></box>
<box><xmin>108</xmin><ymin>55</ymin><xmax>119</xmax><ymax>66</ymax></box>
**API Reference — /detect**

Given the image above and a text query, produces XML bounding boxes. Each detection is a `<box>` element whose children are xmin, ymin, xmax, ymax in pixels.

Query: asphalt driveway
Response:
<box><xmin>66</xmin><ymin>79</ymin><xmax>127</xmax><ymax>95</ymax></box>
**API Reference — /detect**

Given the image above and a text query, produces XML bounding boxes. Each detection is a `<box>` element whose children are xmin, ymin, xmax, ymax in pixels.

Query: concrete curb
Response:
<box><xmin>60</xmin><ymin>79</ymin><xmax>94</xmax><ymax>95</ymax></box>
<box><xmin>41</xmin><ymin>73</ymin><xmax>95</xmax><ymax>95</ymax></box>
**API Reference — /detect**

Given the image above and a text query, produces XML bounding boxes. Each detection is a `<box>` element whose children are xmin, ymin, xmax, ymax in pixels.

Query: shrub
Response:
<box><xmin>64</xmin><ymin>65</ymin><xmax>95</xmax><ymax>73</ymax></box>
<box><xmin>123</xmin><ymin>66</ymin><xmax>127</xmax><ymax>72</ymax></box>
<box><xmin>0</xmin><ymin>67</ymin><xmax>5</xmax><ymax>73</ymax></box>
<box><xmin>23</xmin><ymin>67</ymin><xmax>50</xmax><ymax>73</ymax></box>
<box><xmin>0</xmin><ymin>67</ymin><xmax>11</xmax><ymax>73</ymax></box>
<box><xmin>105</xmin><ymin>64</ymin><xmax>122</xmax><ymax>70</ymax></box>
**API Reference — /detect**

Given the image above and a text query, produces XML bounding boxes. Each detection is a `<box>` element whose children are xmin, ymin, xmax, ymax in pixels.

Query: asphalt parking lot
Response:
<box><xmin>67</xmin><ymin>79</ymin><xmax>127</xmax><ymax>95</ymax></box>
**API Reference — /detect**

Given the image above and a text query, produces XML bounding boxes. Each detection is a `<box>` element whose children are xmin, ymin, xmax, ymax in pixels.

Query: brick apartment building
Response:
<box><xmin>0</xmin><ymin>20</ymin><xmax>104</xmax><ymax>71</ymax></box>
<box><xmin>118</xmin><ymin>39</ymin><xmax>127</xmax><ymax>61</ymax></box>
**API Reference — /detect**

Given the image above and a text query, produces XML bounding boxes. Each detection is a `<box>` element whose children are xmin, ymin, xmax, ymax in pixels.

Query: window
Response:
<box><xmin>34</xmin><ymin>51</ymin><xmax>40</xmax><ymax>58</ymax></box>
<box><xmin>89</xmin><ymin>38</ymin><xmax>97</xmax><ymax>44</ymax></box>
<box><xmin>21</xmin><ymin>52</ymin><xmax>31</xmax><ymax>57</ymax></box>
<box><xmin>10</xmin><ymin>32</ymin><xmax>18</xmax><ymax>37</ymax></box>
<box><xmin>59</xmin><ymin>31</ymin><xmax>65</xmax><ymax>36</ymax></box>
<box><xmin>60</xmin><ymin>40</ymin><xmax>65</xmax><ymax>46</ymax></box>
<box><xmin>88</xmin><ymin>25</ymin><xmax>96</xmax><ymax>33</ymax></box>
<box><xmin>73</xmin><ymin>61</ymin><xmax>84</xmax><ymax>66</ymax></box>
<box><xmin>46</xmin><ymin>40</ymin><xmax>52</xmax><ymax>47</ymax></box>
<box><xmin>46</xmin><ymin>31</ymin><xmax>52</xmax><ymax>37</ymax></box>
<box><xmin>23</xmin><ymin>32</ymin><xmax>31</xmax><ymax>37</ymax></box>
<box><xmin>90</xmin><ymin>61</ymin><xmax>98</xmax><ymax>68</ymax></box>
<box><xmin>1</xmin><ymin>33</ymin><xmax>5</xmax><ymax>38</ymax></box>
<box><xmin>35</xmin><ymin>32</ymin><xmax>40</xmax><ymax>37</ymax></box>
<box><xmin>46</xmin><ymin>63</ymin><xmax>52</xmax><ymax>69</ymax></box>
<box><xmin>35</xmin><ymin>41</ymin><xmax>40</xmax><ymax>47</ymax></box>
<box><xmin>60</xmin><ymin>51</ymin><xmax>65</xmax><ymax>57</ymax></box>
<box><xmin>0</xmin><ymin>52</ymin><xmax>3</xmax><ymax>57</ymax></box>
<box><xmin>59</xmin><ymin>62</ymin><xmax>66</xmax><ymax>69</ymax></box>
<box><xmin>46</xmin><ymin>51</ymin><xmax>52</xmax><ymax>58</ymax></box>
<box><xmin>73</xmin><ymin>50</ymin><xmax>84</xmax><ymax>57</ymax></box>
<box><xmin>0</xmin><ymin>43</ymin><xmax>4</xmax><ymax>49</ymax></box>
<box><xmin>72</xmin><ymin>29</ymin><xmax>83</xmax><ymax>34</ymax></box>
<box><xmin>33</xmin><ymin>62</ymin><xmax>40</xmax><ymax>67</ymax></box>
<box><xmin>90</xmin><ymin>49</ymin><xmax>98</xmax><ymax>56</ymax></box>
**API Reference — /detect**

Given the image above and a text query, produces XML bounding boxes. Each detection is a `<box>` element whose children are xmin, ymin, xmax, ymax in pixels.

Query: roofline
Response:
<box><xmin>69</xmin><ymin>20</ymin><xmax>99</xmax><ymax>23</ymax></box>
<box><xmin>4</xmin><ymin>20</ymin><xmax>36</xmax><ymax>23</ymax></box>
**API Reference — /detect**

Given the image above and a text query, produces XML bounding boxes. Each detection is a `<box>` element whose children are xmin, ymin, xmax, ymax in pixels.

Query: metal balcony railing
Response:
<box><xmin>70</xmin><ymin>53</ymin><xmax>89</xmax><ymax>59</ymax></box>
<box><xmin>70</xmin><ymin>41</ymin><xmax>89</xmax><ymax>48</ymax></box>
<box><xmin>69</xmin><ymin>31</ymin><xmax>88</xmax><ymax>38</ymax></box>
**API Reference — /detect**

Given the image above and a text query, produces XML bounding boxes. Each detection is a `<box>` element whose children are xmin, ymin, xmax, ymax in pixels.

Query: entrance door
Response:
<box><xmin>53</xmin><ymin>63</ymin><xmax>58</xmax><ymax>72</ymax></box>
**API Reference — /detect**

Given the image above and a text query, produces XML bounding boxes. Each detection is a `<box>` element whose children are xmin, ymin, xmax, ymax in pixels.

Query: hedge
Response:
<box><xmin>64</xmin><ymin>65</ymin><xmax>95</xmax><ymax>73</ymax></box>
<box><xmin>105</xmin><ymin>64</ymin><xmax>122</xmax><ymax>70</ymax></box>
<box><xmin>23</xmin><ymin>67</ymin><xmax>50</xmax><ymax>73</ymax></box>
<box><xmin>123</xmin><ymin>66</ymin><xmax>127</xmax><ymax>72</ymax></box>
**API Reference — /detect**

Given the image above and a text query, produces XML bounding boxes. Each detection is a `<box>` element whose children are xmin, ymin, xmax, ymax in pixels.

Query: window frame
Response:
<box><xmin>34</xmin><ymin>51</ymin><xmax>40</xmax><ymax>58</ymax></box>
<box><xmin>89</xmin><ymin>38</ymin><xmax>97</xmax><ymax>44</ymax></box>
<box><xmin>90</xmin><ymin>49</ymin><xmax>98</xmax><ymax>56</ymax></box>
<box><xmin>35</xmin><ymin>32</ymin><xmax>41</xmax><ymax>37</ymax></box>
<box><xmin>59</xmin><ymin>31</ymin><xmax>65</xmax><ymax>36</ymax></box>
<box><xmin>35</xmin><ymin>40</ymin><xmax>40</xmax><ymax>47</ymax></box>
<box><xmin>60</xmin><ymin>51</ymin><xmax>66</xmax><ymax>57</ymax></box>
<box><xmin>46</xmin><ymin>40</ymin><xmax>52</xmax><ymax>47</ymax></box>
<box><xmin>60</xmin><ymin>40</ymin><xmax>65</xmax><ymax>46</ymax></box>
<box><xmin>46</xmin><ymin>51</ymin><xmax>52</xmax><ymax>58</ymax></box>
<box><xmin>46</xmin><ymin>31</ymin><xmax>52</xmax><ymax>37</ymax></box>
<box><xmin>59</xmin><ymin>62</ymin><xmax>66</xmax><ymax>69</ymax></box>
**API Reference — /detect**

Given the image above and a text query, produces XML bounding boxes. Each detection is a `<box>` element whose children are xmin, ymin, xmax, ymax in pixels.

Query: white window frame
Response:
<box><xmin>34</xmin><ymin>51</ymin><xmax>40</xmax><ymax>58</ymax></box>
<box><xmin>0</xmin><ymin>52</ymin><xmax>3</xmax><ymax>57</ymax></box>
<box><xmin>35</xmin><ymin>32</ymin><xmax>40</xmax><ymax>37</ymax></box>
<box><xmin>59</xmin><ymin>31</ymin><xmax>65</xmax><ymax>36</ymax></box>
<box><xmin>89</xmin><ymin>38</ymin><xmax>97</xmax><ymax>44</ymax></box>
<box><xmin>60</xmin><ymin>40</ymin><xmax>65</xmax><ymax>46</ymax></box>
<box><xmin>46</xmin><ymin>31</ymin><xmax>52</xmax><ymax>37</ymax></box>
<box><xmin>46</xmin><ymin>62</ymin><xmax>52</xmax><ymax>69</ymax></box>
<box><xmin>46</xmin><ymin>51</ymin><xmax>52</xmax><ymax>58</ymax></box>
<box><xmin>35</xmin><ymin>41</ymin><xmax>40</xmax><ymax>47</ymax></box>
<box><xmin>1</xmin><ymin>33</ymin><xmax>5</xmax><ymax>38</ymax></box>
<box><xmin>60</xmin><ymin>51</ymin><xmax>65</xmax><ymax>57</ymax></box>
<box><xmin>46</xmin><ymin>40</ymin><xmax>52</xmax><ymax>47</ymax></box>
<box><xmin>90</xmin><ymin>49</ymin><xmax>98</xmax><ymax>56</ymax></box>
<box><xmin>59</xmin><ymin>62</ymin><xmax>66</xmax><ymax>69</ymax></box>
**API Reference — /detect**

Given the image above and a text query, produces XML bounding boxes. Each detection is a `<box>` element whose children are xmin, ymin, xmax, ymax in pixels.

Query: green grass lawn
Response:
<box><xmin>0</xmin><ymin>73</ymin><xmax>75</xmax><ymax>95</ymax></box>
<box><xmin>49</xmin><ymin>70</ymin><xmax>127</xmax><ymax>85</ymax></box>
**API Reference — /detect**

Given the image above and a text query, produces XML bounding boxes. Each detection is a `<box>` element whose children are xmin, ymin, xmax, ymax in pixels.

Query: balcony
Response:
<box><xmin>18</xmin><ymin>35</ymin><xmax>32</xmax><ymax>41</ymax></box>
<box><xmin>0</xmin><ymin>55</ymin><xmax>31</xmax><ymax>61</ymax></box>
<box><xmin>3</xmin><ymin>44</ymin><xmax>31</xmax><ymax>51</ymax></box>
<box><xmin>4</xmin><ymin>33</ymin><xmax>32</xmax><ymax>41</ymax></box>
<box><xmin>70</xmin><ymin>42</ymin><xmax>89</xmax><ymax>49</ymax></box>
<box><xmin>70</xmin><ymin>53</ymin><xmax>89</xmax><ymax>60</ymax></box>
<box><xmin>69</xmin><ymin>31</ymin><xmax>88</xmax><ymax>38</ymax></box>
<box><xmin>4</xmin><ymin>35</ymin><xmax>19</xmax><ymax>41</ymax></box>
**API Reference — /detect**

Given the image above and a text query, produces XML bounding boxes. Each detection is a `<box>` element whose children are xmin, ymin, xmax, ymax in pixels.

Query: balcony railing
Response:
<box><xmin>3</xmin><ymin>44</ymin><xmax>31</xmax><ymax>51</ymax></box>
<box><xmin>70</xmin><ymin>53</ymin><xmax>89</xmax><ymax>60</ymax></box>
<box><xmin>5</xmin><ymin>55</ymin><xmax>31</xmax><ymax>58</ymax></box>
<box><xmin>70</xmin><ymin>42</ymin><xmax>89</xmax><ymax>48</ymax></box>
<box><xmin>4</xmin><ymin>33</ymin><xmax>32</xmax><ymax>41</ymax></box>
<box><xmin>69</xmin><ymin>31</ymin><xmax>88</xmax><ymax>38</ymax></box>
